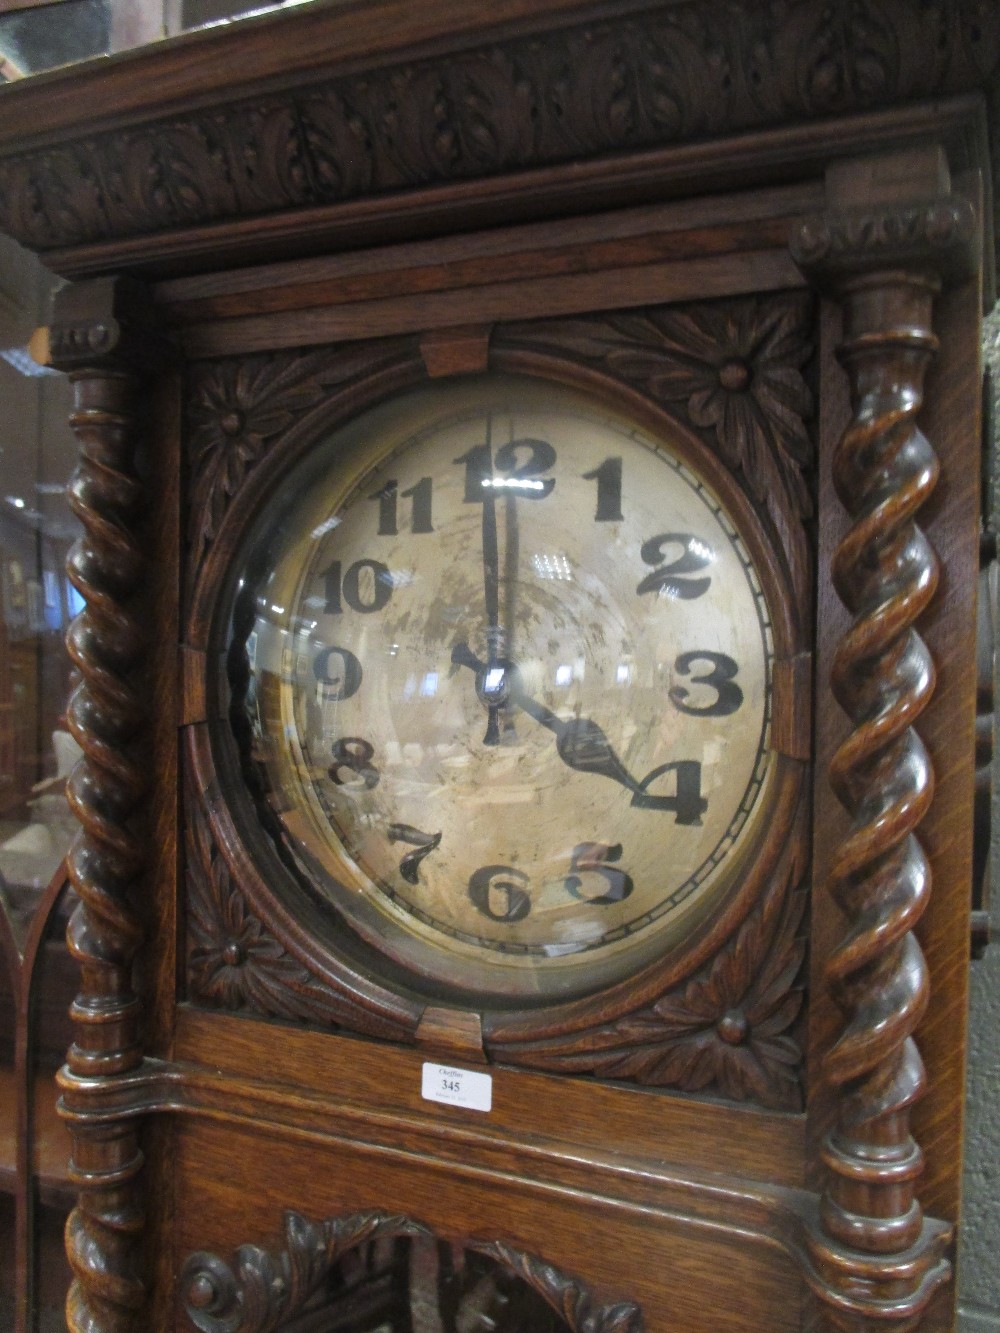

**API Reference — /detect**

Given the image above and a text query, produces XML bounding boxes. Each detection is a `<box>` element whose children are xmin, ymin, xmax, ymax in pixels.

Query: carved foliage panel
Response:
<box><xmin>183</xmin><ymin>290</ymin><xmax>815</xmax><ymax>1112</ymax></box>
<box><xmin>180</xmin><ymin>1208</ymin><xmax>645</xmax><ymax>1333</ymax></box>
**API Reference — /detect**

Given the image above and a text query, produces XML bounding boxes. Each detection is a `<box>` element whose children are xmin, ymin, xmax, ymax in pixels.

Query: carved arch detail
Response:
<box><xmin>182</xmin><ymin>290</ymin><xmax>816</xmax><ymax>1112</ymax></box>
<box><xmin>180</xmin><ymin>1208</ymin><xmax>645</xmax><ymax>1333</ymax></box>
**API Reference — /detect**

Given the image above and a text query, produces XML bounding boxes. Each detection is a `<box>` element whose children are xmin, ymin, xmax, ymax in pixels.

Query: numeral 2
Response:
<box><xmin>636</xmin><ymin>533</ymin><xmax>712</xmax><ymax>599</ymax></box>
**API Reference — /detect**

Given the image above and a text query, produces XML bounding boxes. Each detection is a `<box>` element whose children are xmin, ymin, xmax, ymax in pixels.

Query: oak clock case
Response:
<box><xmin>193</xmin><ymin>353</ymin><xmax>807</xmax><ymax>1038</ymax></box>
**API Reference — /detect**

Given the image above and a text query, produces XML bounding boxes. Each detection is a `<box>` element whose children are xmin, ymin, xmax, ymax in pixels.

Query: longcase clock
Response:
<box><xmin>0</xmin><ymin>2</ymin><xmax>995</xmax><ymax>1330</ymax></box>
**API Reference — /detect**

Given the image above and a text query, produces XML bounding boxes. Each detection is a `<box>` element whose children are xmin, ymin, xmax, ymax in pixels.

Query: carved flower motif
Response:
<box><xmin>656</xmin><ymin>300</ymin><xmax>813</xmax><ymax>507</ymax></box>
<box><xmin>184</xmin><ymin>344</ymin><xmax>412</xmax><ymax>581</ymax></box>
<box><xmin>606</xmin><ymin>881</ymin><xmax>807</xmax><ymax>1110</ymax></box>
<box><xmin>184</xmin><ymin>805</ymin><xmax>410</xmax><ymax>1039</ymax></box>
<box><xmin>186</xmin><ymin>354</ymin><xmax>326</xmax><ymax>552</ymax></box>
<box><xmin>187</xmin><ymin>861</ymin><xmax>285</xmax><ymax>1010</ymax></box>
<box><xmin>498</xmin><ymin>868</ymin><xmax>806</xmax><ymax>1111</ymax></box>
<box><xmin>499</xmin><ymin>294</ymin><xmax>813</xmax><ymax>519</ymax></box>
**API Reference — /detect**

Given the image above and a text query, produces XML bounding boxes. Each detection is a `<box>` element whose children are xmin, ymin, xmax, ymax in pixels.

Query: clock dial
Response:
<box><xmin>225</xmin><ymin>375</ymin><xmax>777</xmax><ymax>1003</ymax></box>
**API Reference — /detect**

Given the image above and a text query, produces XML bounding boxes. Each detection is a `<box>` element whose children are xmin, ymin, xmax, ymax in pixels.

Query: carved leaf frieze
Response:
<box><xmin>1</xmin><ymin>1</ymin><xmax>997</xmax><ymax>255</ymax></box>
<box><xmin>181</xmin><ymin>1209</ymin><xmax>645</xmax><ymax>1333</ymax></box>
<box><xmin>493</xmin><ymin>858</ymin><xmax>808</xmax><ymax>1112</ymax></box>
<box><xmin>185</xmin><ymin>802</ymin><xmax>409</xmax><ymax>1041</ymax></box>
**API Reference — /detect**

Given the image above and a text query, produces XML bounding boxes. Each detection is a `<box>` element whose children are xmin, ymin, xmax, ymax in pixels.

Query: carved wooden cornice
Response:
<box><xmin>0</xmin><ymin>0</ymin><xmax>996</xmax><ymax>277</ymax></box>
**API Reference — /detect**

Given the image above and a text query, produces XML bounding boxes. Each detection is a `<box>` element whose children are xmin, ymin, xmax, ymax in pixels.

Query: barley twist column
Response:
<box><xmin>792</xmin><ymin>150</ymin><xmax>978</xmax><ymax>1329</ymax></box>
<box><xmin>40</xmin><ymin>278</ymin><xmax>166</xmax><ymax>1333</ymax></box>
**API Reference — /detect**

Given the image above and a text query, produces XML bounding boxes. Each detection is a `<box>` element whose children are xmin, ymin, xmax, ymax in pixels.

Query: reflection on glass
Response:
<box><xmin>0</xmin><ymin>234</ymin><xmax>81</xmax><ymax>1331</ymax></box>
<box><xmin>0</xmin><ymin>0</ymin><xmax>321</xmax><ymax>83</ymax></box>
<box><xmin>0</xmin><ymin>238</ymin><xmax>80</xmax><ymax>942</ymax></box>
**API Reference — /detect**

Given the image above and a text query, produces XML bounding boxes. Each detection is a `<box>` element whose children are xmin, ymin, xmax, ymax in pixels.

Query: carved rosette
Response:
<box><xmin>185</xmin><ymin>797</ymin><xmax>411</xmax><ymax>1042</ymax></box>
<box><xmin>0</xmin><ymin>3</ymin><xmax>997</xmax><ymax>260</ymax></box>
<box><xmin>180</xmin><ymin>1209</ymin><xmax>644</xmax><ymax>1333</ymax></box>
<box><xmin>44</xmin><ymin>281</ymin><xmax>163</xmax><ymax>1332</ymax></box>
<box><xmin>185</xmin><ymin>340</ymin><xmax>420</xmax><ymax>591</ymax></box>
<box><xmin>495</xmin><ymin>291</ymin><xmax>815</xmax><ymax>612</ymax></box>
<box><xmin>490</xmin><ymin>853</ymin><xmax>808</xmax><ymax>1112</ymax></box>
<box><xmin>792</xmin><ymin>185</ymin><xmax>978</xmax><ymax>1324</ymax></box>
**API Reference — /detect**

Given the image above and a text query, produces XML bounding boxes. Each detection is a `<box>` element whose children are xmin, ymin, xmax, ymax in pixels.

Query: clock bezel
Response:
<box><xmin>184</xmin><ymin>324</ymin><xmax>811</xmax><ymax>1049</ymax></box>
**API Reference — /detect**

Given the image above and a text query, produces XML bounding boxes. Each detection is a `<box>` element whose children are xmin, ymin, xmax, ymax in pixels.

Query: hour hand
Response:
<box><xmin>512</xmin><ymin>689</ymin><xmax>644</xmax><ymax>798</ymax></box>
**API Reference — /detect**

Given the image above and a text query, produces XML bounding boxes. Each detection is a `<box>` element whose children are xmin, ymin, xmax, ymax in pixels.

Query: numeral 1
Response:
<box><xmin>370</xmin><ymin>477</ymin><xmax>434</xmax><ymax>534</ymax></box>
<box><xmin>583</xmin><ymin>456</ymin><xmax>623</xmax><ymax>522</ymax></box>
<box><xmin>454</xmin><ymin>444</ymin><xmax>492</xmax><ymax>502</ymax></box>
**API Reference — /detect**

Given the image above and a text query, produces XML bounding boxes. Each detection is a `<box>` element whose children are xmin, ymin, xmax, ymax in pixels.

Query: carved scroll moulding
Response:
<box><xmin>180</xmin><ymin>1208</ymin><xmax>645</xmax><ymax>1333</ymax></box>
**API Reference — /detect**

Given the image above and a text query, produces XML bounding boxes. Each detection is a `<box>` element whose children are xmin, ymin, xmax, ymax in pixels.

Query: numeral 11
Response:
<box><xmin>370</xmin><ymin>477</ymin><xmax>434</xmax><ymax>534</ymax></box>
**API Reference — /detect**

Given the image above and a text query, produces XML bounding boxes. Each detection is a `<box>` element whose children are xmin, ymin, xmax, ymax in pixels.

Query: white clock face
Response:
<box><xmin>230</xmin><ymin>375</ymin><xmax>776</xmax><ymax>1003</ymax></box>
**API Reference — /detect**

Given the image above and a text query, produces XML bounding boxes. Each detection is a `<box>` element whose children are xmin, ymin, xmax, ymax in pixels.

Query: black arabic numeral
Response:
<box><xmin>323</xmin><ymin>558</ymin><xmax>393</xmax><ymax>614</ymax></box>
<box><xmin>564</xmin><ymin>841</ymin><xmax>634</xmax><ymax>904</ymax></box>
<box><xmin>323</xmin><ymin>560</ymin><xmax>343</xmax><ymax>614</ymax></box>
<box><xmin>312</xmin><ymin>645</ymin><xmax>363</xmax><ymax>700</ymax></box>
<box><xmin>370</xmin><ymin>478</ymin><xmax>433</xmax><ymax>534</ymax></box>
<box><xmin>402</xmin><ymin>476</ymin><xmax>434</xmax><ymax>533</ymax></box>
<box><xmin>388</xmin><ymin>823</ymin><xmax>442</xmax><ymax>884</ymax></box>
<box><xmin>630</xmin><ymin>760</ymin><xmax>706</xmax><ymax>824</ymax></box>
<box><xmin>454</xmin><ymin>443</ymin><xmax>492</xmax><ymax>503</ymax></box>
<box><xmin>370</xmin><ymin>480</ymin><xmax>398</xmax><ymax>535</ymax></box>
<box><xmin>493</xmin><ymin>437</ymin><xmax>556</xmax><ymax>499</ymax></box>
<box><xmin>670</xmin><ymin>651</ymin><xmax>744</xmax><ymax>717</ymax></box>
<box><xmin>636</xmin><ymin>533</ymin><xmax>712</xmax><ymax>599</ymax></box>
<box><xmin>468</xmin><ymin>864</ymin><xmax>531</xmax><ymax>922</ymax></box>
<box><xmin>583</xmin><ymin>456</ymin><xmax>623</xmax><ymax>522</ymax></box>
<box><xmin>329</xmin><ymin>737</ymin><xmax>380</xmax><ymax>789</ymax></box>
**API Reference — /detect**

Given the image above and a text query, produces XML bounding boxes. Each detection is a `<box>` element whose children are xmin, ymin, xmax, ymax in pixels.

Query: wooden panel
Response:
<box><xmin>173</xmin><ymin>1008</ymin><xmax>807</xmax><ymax>1189</ymax></box>
<box><xmin>171</xmin><ymin>1116</ymin><xmax>807</xmax><ymax>1333</ymax></box>
<box><xmin>155</xmin><ymin>187</ymin><xmax>818</xmax><ymax>323</ymax></box>
<box><xmin>175</xmin><ymin>249</ymin><xmax>802</xmax><ymax>358</ymax></box>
